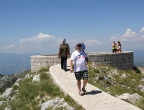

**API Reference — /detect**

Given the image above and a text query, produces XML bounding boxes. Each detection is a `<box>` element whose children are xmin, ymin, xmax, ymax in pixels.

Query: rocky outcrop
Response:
<box><xmin>0</xmin><ymin>74</ymin><xmax>4</xmax><ymax>78</ymax></box>
<box><xmin>1</xmin><ymin>87</ymin><xmax>14</xmax><ymax>99</ymax></box>
<box><xmin>138</xmin><ymin>67</ymin><xmax>144</xmax><ymax>74</ymax></box>
<box><xmin>117</xmin><ymin>93</ymin><xmax>143</xmax><ymax>103</ymax></box>
<box><xmin>0</xmin><ymin>72</ymin><xmax>75</xmax><ymax>110</ymax></box>
<box><xmin>0</xmin><ymin>70</ymin><xmax>30</xmax><ymax>92</ymax></box>
<box><xmin>41</xmin><ymin>97</ymin><xmax>74</xmax><ymax>110</ymax></box>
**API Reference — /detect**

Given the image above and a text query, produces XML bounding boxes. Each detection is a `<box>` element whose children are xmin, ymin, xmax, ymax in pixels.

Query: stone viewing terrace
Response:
<box><xmin>31</xmin><ymin>51</ymin><xmax>134</xmax><ymax>72</ymax></box>
<box><xmin>30</xmin><ymin>51</ymin><xmax>142</xmax><ymax>110</ymax></box>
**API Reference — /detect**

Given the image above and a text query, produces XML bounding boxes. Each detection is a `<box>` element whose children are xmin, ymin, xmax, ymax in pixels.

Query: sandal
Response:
<box><xmin>82</xmin><ymin>88</ymin><xmax>87</xmax><ymax>94</ymax></box>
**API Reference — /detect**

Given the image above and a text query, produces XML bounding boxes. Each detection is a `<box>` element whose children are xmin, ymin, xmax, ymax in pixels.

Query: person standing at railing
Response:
<box><xmin>117</xmin><ymin>41</ymin><xmax>121</xmax><ymax>53</ymax></box>
<box><xmin>112</xmin><ymin>41</ymin><xmax>117</xmax><ymax>53</ymax></box>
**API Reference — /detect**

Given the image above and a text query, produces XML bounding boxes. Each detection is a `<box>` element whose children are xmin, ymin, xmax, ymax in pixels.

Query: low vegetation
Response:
<box><xmin>1</xmin><ymin>64</ymin><xmax>144</xmax><ymax>109</ymax></box>
<box><xmin>88</xmin><ymin>64</ymin><xmax>144</xmax><ymax>109</ymax></box>
<box><xmin>0</xmin><ymin>67</ymin><xmax>83</xmax><ymax>110</ymax></box>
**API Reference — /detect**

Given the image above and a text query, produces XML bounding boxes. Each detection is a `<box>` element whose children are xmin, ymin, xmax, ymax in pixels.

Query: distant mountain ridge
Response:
<box><xmin>0</xmin><ymin>53</ymin><xmax>38</xmax><ymax>75</ymax></box>
<box><xmin>134</xmin><ymin>50</ymin><xmax>144</xmax><ymax>67</ymax></box>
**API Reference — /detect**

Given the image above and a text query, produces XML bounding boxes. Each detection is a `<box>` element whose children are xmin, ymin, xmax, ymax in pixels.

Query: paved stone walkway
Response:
<box><xmin>49</xmin><ymin>60</ymin><xmax>142</xmax><ymax>110</ymax></box>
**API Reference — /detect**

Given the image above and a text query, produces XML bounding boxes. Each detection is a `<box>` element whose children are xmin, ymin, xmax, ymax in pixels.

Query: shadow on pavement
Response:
<box><xmin>87</xmin><ymin>90</ymin><xmax>102</xmax><ymax>95</ymax></box>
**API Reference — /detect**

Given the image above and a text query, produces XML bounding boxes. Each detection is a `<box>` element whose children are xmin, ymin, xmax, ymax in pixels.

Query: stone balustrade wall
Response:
<box><xmin>88</xmin><ymin>51</ymin><xmax>133</xmax><ymax>69</ymax></box>
<box><xmin>31</xmin><ymin>51</ymin><xmax>134</xmax><ymax>72</ymax></box>
<box><xmin>31</xmin><ymin>55</ymin><xmax>60</xmax><ymax>72</ymax></box>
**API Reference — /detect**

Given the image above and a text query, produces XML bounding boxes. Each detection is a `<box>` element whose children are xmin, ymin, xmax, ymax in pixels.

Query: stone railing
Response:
<box><xmin>88</xmin><ymin>51</ymin><xmax>134</xmax><ymax>69</ymax></box>
<box><xmin>31</xmin><ymin>51</ymin><xmax>134</xmax><ymax>72</ymax></box>
<box><xmin>31</xmin><ymin>54</ymin><xmax>60</xmax><ymax>72</ymax></box>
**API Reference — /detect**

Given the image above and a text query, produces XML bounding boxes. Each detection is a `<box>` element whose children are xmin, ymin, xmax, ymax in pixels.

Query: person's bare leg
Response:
<box><xmin>82</xmin><ymin>79</ymin><xmax>88</xmax><ymax>94</ymax></box>
<box><xmin>77</xmin><ymin>80</ymin><xmax>82</xmax><ymax>95</ymax></box>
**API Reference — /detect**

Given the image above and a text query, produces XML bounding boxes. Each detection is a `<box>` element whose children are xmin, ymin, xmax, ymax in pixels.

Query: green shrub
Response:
<box><xmin>9</xmin><ymin>68</ymin><xmax>83</xmax><ymax>110</ymax></box>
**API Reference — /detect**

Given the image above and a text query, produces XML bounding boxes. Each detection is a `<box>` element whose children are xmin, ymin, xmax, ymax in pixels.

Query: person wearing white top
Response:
<box><xmin>117</xmin><ymin>41</ymin><xmax>121</xmax><ymax>53</ymax></box>
<box><xmin>70</xmin><ymin>43</ymin><xmax>88</xmax><ymax>96</ymax></box>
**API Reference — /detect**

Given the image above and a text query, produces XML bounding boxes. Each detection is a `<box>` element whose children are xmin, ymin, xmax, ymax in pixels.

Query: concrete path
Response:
<box><xmin>49</xmin><ymin>60</ymin><xmax>142</xmax><ymax>110</ymax></box>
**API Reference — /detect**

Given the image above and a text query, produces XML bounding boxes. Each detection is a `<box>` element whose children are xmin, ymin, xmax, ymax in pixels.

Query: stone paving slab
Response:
<box><xmin>49</xmin><ymin>60</ymin><xmax>142</xmax><ymax>110</ymax></box>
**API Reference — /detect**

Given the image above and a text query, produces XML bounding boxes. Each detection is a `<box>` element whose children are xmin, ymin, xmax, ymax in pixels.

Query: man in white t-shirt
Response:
<box><xmin>70</xmin><ymin>43</ymin><xmax>88</xmax><ymax>96</ymax></box>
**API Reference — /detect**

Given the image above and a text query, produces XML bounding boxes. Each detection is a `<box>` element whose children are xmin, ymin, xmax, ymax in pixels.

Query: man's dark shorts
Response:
<box><xmin>74</xmin><ymin>70</ymin><xmax>88</xmax><ymax>80</ymax></box>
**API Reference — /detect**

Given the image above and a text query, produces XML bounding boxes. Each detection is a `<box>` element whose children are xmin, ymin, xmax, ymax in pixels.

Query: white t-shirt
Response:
<box><xmin>70</xmin><ymin>50</ymin><xmax>88</xmax><ymax>72</ymax></box>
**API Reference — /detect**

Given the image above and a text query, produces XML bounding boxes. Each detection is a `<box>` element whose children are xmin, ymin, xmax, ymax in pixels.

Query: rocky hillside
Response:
<box><xmin>0</xmin><ymin>68</ymin><xmax>83</xmax><ymax>110</ymax></box>
<box><xmin>88</xmin><ymin>64</ymin><xmax>144</xmax><ymax>109</ymax></box>
<box><xmin>0</xmin><ymin>70</ymin><xmax>30</xmax><ymax>92</ymax></box>
<box><xmin>0</xmin><ymin>65</ymin><xmax>144</xmax><ymax>109</ymax></box>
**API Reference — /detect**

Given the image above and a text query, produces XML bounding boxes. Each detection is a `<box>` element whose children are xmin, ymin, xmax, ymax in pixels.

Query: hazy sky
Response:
<box><xmin>0</xmin><ymin>0</ymin><xmax>144</xmax><ymax>54</ymax></box>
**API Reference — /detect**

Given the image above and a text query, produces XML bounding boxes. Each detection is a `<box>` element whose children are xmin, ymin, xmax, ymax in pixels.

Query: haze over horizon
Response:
<box><xmin>0</xmin><ymin>0</ymin><xmax>144</xmax><ymax>54</ymax></box>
